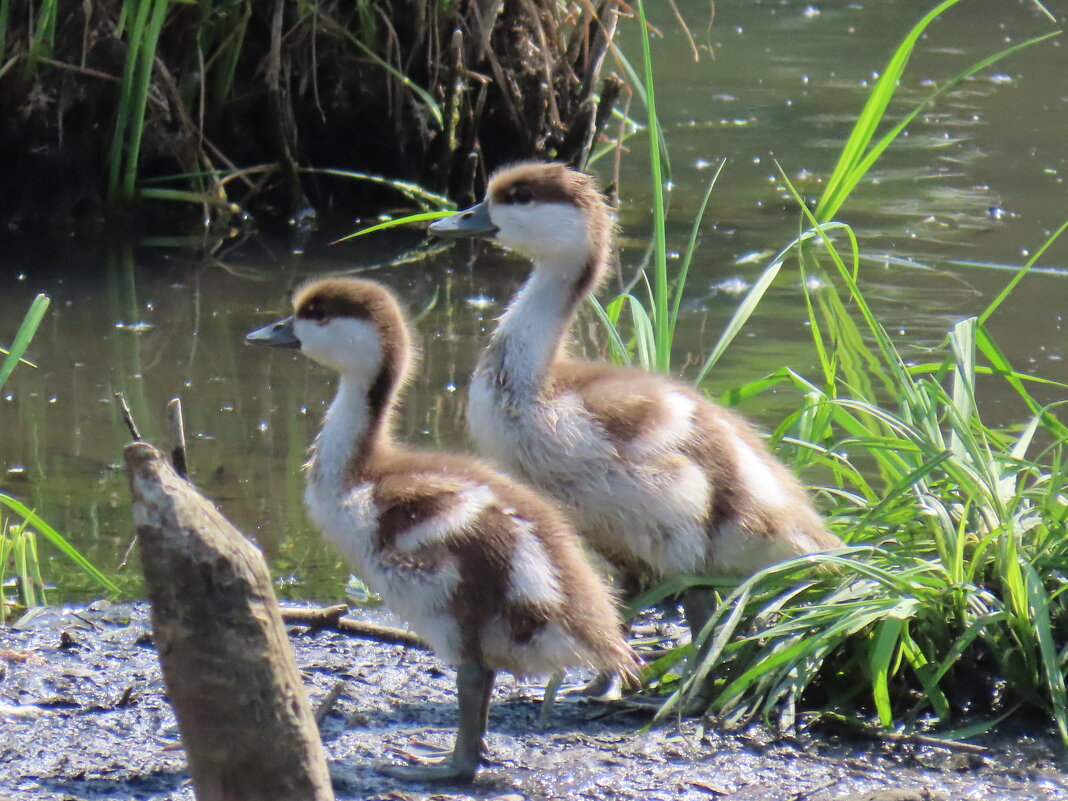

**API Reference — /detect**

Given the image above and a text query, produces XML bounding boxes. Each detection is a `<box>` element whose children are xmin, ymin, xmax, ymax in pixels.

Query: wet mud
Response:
<box><xmin>2</xmin><ymin>602</ymin><xmax>1067</xmax><ymax>801</ymax></box>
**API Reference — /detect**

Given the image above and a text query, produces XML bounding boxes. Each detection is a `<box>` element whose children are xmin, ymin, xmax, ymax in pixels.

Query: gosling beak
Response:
<box><xmin>246</xmin><ymin>316</ymin><xmax>300</xmax><ymax>348</ymax></box>
<box><xmin>429</xmin><ymin>202</ymin><xmax>498</xmax><ymax>238</ymax></box>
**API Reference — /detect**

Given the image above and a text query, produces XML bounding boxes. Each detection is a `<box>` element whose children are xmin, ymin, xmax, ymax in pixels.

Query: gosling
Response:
<box><xmin>431</xmin><ymin>162</ymin><xmax>843</xmax><ymax>697</ymax></box>
<box><xmin>246</xmin><ymin>276</ymin><xmax>638</xmax><ymax>781</ymax></box>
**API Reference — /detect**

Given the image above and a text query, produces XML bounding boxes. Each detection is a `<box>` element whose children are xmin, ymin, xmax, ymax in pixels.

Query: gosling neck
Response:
<box><xmin>483</xmin><ymin>251</ymin><xmax>603</xmax><ymax>394</ymax></box>
<box><xmin>308</xmin><ymin>364</ymin><xmax>398</xmax><ymax>489</ymax></box>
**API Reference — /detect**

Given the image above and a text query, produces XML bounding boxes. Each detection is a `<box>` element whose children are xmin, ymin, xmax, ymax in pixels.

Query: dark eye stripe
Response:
<box><xmin>490</xmin><ymin>178</ymin><xmax>579</xmax><ymax>207</ymax></box>
<box><xmin>297</xmin><ymin>294</ymin><xmax>373</xmax><ymax>321</ymax></box>
<box><xmin>510</xmin><ymin>186</ymin><xmax>534</xmax><ymax>204</ymax></box>
<box><xmin>301</xmin><ymin>303</ymin><xmax>326</xmax><ymax>320</ymax></box>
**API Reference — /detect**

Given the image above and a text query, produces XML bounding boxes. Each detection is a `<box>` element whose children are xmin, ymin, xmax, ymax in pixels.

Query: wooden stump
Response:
<box><xmin>125</xmin><ymin>442</ymin><xmax>335</xmax><ymax>801</ymax></box>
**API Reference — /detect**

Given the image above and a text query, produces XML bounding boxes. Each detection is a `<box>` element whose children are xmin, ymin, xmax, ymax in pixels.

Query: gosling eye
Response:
<box><xmin>510</xmin><ymin>186</ymin><xmax>534</xmax><ymax>206</ymax></box>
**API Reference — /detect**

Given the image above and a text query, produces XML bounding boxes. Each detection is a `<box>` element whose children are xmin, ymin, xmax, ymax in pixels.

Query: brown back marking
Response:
<box><xmin>372</xmin><ymin>484</ymin><xmax>458</xmax><ymax>552</ymax></box>
<box><xmin>480</xmin><ymin>470</ymin><xmax>637</xmax><ymax>675</ymax></box>
<box><xmin>365</xmin><ymin>445</ymin><xmax>637</xmax><ymax>673</ymax></box>
<box><xmin>447</xmin><ymin>504</ymin><xmax>519</xmax><ymax>662</ymax></box>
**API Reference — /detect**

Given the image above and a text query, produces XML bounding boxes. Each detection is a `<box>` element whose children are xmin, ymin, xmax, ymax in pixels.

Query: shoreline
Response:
<box><xmin>2</xmin><ymin>601</ymin><xmax>1066</xmax><ymax>800</ymax></box>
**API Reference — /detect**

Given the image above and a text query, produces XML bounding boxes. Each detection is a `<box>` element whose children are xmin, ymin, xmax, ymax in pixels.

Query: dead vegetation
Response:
<box><xmin>0</xmin><ymin>0</ymin><xmax>623</xmax><ymax>230</ymax></box>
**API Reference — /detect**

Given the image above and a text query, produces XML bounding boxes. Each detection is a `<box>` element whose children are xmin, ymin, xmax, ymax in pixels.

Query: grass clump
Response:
<box><xmin>606</xmin><ymin>0</ymin><xmax>1068</xmax><ymax>742</ymax></box>
<box><xmin>652</xmin><ymin>219</ymin><xmax>1068</xmax><ymax>742</ymax></box>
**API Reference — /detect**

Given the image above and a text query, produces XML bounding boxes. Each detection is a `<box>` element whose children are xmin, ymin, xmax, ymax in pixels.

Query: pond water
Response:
<box><xmin>1</xmin><ymin>0</ymin><xmax>1066</xmax><ymax>603</ymax></box>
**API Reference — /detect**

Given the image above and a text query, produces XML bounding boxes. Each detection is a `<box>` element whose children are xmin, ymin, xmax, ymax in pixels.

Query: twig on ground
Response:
<box><xmin>877</xmin><ymin>730</ymin><xmax>987</xmax><ymax>754</ymax></box>
<box><xmin>815</xmin><ymin>713</ymin><xmax>988</xmax><ymax>754</ymax></box>
<box><xmin>313</xmin><ymin>681</ymin><xmax>346</xmax><ymax>725</ymax></box>
<box><xmin>279</xmin><ymin>606</ymin><xmax>427</xmax><ymax>650</ymax></box>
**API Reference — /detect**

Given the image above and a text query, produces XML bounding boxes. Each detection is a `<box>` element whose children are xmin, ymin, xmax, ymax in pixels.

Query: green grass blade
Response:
<box><xmin>898</xmin><ymin>625</ymin><xmax>952</xmax><ymax>720</ymax></box>
<box><xmin>300</xmin><ymin>168</ymin><xmax>454</xmax><ymax>210</ymax></box>
<box><xmin>121</xmin><ymin>0</ymin><xmax>172</xmax><ymax>201</ymax></box>
<box><xmin>0</xmin><ymin>0</ymin><xmax>11</xmax><ymax>66</ymax></box>
<box><xmin>23</xmin><ymin>0</ymin><xmax>58</xmax><ymax>77</ymax></box>
<box><xmin>634</xmin><ymin>0</ymin><xmax>670</xmax><ymax>373</ymax></box>
<box><xmin>717</xmin><ymin>368</ymin><xmax>793</xmax><ymax>407</ymax></box>
<box><xmin>626</xmin><ymin>294</ymin><xmax>657</xmax><ymax>372</ymax></box>
<box><xmin>692</xmin><ymin>255</ymin><xmax>783</xmax><ymax>387</ymax></box>
<box><xmin>815</xmin><ymin>0</ymin><xmax>963</xmax><ymax>221</ymax></box>
<box><xmin>589</xmin><ymin>296</ymin><xmax>632</xmax><ymax>366</ymax></box>
<box><xmin>856</xmin><ymin>32</ymin><xmax>1058</xmax><ymax>211</ymax></box>
<box><xmin>980</xmin><ymin>216</ymin><xmax>1068</xmax><ymax>326</ymax></box>
<box><xmin>0</xmin><ymin>294</ymin><xmax>50</xmax><ymax>391</ymax></box>
<box><xmin>319</xmin><ymin>11</ymin><xmax>442</xmax><ymax>128</ymax></box>
<box><xmin>333</xmin><ymin>210</ymin><xmax>454</xmax><ymax>243</ymax></box>
<box><xmin>693</xmin><ymin>220</ymin><xmax>856</xmax><ymax>388</ymax></box>
<box><xmin>819</xmin><ymin>30</ymin><xmax>1059</xmax><ymax>222</ymax></box>
<box><xmin>0</xmin><ymin>496</ymin><xmax>120</xmax><ymax>594</ymax></box>
<box><xmin>1022</xmin><ymin>562</ymin><xmax>1068</xmax><ymax>744</ymax></box>
<box><xmin>26</xmin><ymin>529</ymin><xmax>46</xmax><ymax>607</ymax></box>
<box><xmin>976</xmin><ymin>325</ymin><xmax>1068</xmax><ymax>441</ymax></box>
<box><xmin>107</xmin><ymin>0</ymin><xmax>153</xmax><ymax>201</ymax></box>
<box><xmin>870</xmin><ymin>617</ymin><xmax>905</xmax><ymax>727</ymax></box>
<box><xmin>669</xmin><ymin>159</ymin><xmax>726</xmax><ymax>344</ymax></box>
<box><xmin>948</xmin><ymin>317</ymin><xmax>977</xmax><ymax>461</ymax></box>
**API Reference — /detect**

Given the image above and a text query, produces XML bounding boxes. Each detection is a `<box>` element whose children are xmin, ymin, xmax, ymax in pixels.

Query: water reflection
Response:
<box><xmin>1</xmin><ymin>0</ymin><xmax>1065</xmax><ymax>603</ymax></box>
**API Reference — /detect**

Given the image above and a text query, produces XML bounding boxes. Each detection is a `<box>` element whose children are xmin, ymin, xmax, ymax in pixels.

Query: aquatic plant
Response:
<box><xmin>645</xmin><ymin>215</ymin><xmax>1068</xmax><ymax>743</ymax></box>
<box><xmin>0</xmin><ymin>295</ymin><xmax>119</xmax><ymax>622</ymax></box>
<box><xmin>600</xmin><ymin>0</ymin><xmax>1068</xmax><ymax>743</ymax></box>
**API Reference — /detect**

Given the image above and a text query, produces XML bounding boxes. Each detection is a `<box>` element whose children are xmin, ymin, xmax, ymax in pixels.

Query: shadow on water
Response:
<box><xmin>0</xmin><ymin>0</ymin><xmax>1066</xmax><ymax>604</ymax></box>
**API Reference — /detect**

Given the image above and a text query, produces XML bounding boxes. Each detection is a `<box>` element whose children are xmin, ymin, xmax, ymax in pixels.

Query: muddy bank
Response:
<box><xmin>2</xmin><ymin>602</ymin><xmax>1066</xmax><ymax>801</ymax></box>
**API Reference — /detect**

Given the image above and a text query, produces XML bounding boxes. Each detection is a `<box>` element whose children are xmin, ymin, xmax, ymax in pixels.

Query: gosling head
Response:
<box><xmin>246</xmin><ymin>277</ymin><xmax>411</xmax><ymax>385</ymax></box>
<box><xmin>431</xmin><ymin>162</ymin><xmax>613</xmax><ymax>266</ymax></box>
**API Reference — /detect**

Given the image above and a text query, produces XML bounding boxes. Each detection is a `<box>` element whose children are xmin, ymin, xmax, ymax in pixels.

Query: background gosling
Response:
<box><xmin>431</xmin><ymin>162</ymin><xmax>843</xmax><ymax>699</ymax></box>
<box><xmin>246</xmin><ymin>276</ymin><xmax>638</xmax><ymax>781</ymax></box>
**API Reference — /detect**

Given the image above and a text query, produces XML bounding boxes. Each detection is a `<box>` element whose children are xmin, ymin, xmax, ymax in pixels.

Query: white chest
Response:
<box><xmin>466</xmin><ymin>370</ymin><xmax>522</xmax><ymax>468</ymax></box>
<box><xmin>304</xmin><ymin>476</ymin><xmax>378</xmax><ymax>572</ymax></box>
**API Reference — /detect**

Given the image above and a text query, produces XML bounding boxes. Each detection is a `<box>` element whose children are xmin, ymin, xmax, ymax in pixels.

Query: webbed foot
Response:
<box><xmin>379</xmin><ymin>758</ymin><xmax>477</xmax><ymax>782</ymax></box>
<box><xmin>566</xmin><ymin>670</ymin><xmax>624</xmax><ymax>700</ymax></box>
<box><xmin>382</xmin><ymin>660</ymin><xmax>495</xmax><ymax>783</ymax></box>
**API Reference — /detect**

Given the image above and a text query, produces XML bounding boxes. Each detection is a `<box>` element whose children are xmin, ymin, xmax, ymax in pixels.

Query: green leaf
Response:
<box><xmin>0</xmin><ymin>495</ymin><xmax>119</xmax><ymax>594</ymax></box>
<box><xmin>634</xmin><ymin>0</ymin><xmax>671</xmax><ymax>373</ymax></box>
<box><xmin>870</xmin><ymin>617</ymin><xmax>905</xmax><ymax>727</ymax></box>
<box><xmin>333</xmin><ymin>210</ymin><xmax>455</xmax><ymax>243</ymax></box>
<box><xmin>1022</xmin><ymin>562</ymin><xmax>1068</xmax><ymax>744</ymax></box>
<box><xmin>0</xmin><ymin>294</ymin><xmax>50</xmax><ymax>391</ymax></box>
<box><xmin>589</xmin><ymin>296</ymin><xmax>632</xmax><ymax>366</ymax></box>
<box><xmin>816</xmin><ymin>0</ymin><xmax>965</xmax><ymax>220</ymax></box>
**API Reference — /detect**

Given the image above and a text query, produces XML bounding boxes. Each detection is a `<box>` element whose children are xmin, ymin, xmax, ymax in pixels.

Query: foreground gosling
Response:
<box><xmin>431</xmin><ymin>162</ymin><xmax>843</xmax><ymax>693</ymax></box>
<box><xmin>246</xmin><ymin>277</ymin><xmax>638</xmax><ymax>781</ymax></box>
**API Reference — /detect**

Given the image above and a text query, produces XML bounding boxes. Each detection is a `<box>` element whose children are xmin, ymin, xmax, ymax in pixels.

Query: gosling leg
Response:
<box><xmin>381</xmin><ymin>661</ymin><xmax>495</xmax><ymax>782</ymax></box>
<box><xmin>568</xmin><ymin>573</ymin><xmax>642</xmax><ymax>699</ymax></box>
<box><xmin>681</xmin><ymin>585</ymin><xmax>718</xmax><ymax>711</ymax></box>
<box><xmin>615</xmin><ymin>586</ymin><xmax>718</xmax><ymax>715</ymax></box>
